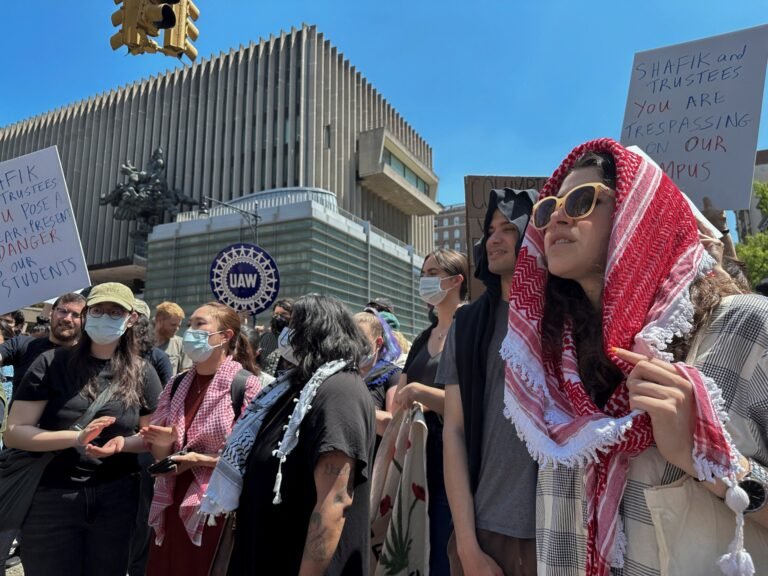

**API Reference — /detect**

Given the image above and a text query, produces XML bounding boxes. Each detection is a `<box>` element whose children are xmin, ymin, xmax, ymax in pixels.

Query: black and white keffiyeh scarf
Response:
<box><xmin>201</xmin><ymin>359</ymin><xmax>348</xmax><ymax>518</ymax></box>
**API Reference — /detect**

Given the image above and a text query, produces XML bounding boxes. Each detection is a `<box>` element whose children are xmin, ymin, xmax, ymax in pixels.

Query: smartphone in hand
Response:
<box><xmin>147</xmin><ymin>450</ymin><xmax>187</xmax><ymax>475</ymax></box>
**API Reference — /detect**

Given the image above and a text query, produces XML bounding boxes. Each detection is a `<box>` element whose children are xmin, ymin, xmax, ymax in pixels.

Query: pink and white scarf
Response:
<box><xmin>148</xmin><ymin>356</ymin><xmax>260</xmax><ymax>546</ymax></box>
<box><xmin>501</xmin><ymin>138</ymin><xmax>748</xmax><ymax>576</ymax></box>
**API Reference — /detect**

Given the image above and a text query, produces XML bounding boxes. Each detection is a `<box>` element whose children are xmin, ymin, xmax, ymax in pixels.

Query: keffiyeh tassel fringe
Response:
<box><xmin>718</xmin><ymin>480</ymin><xmax>755</xmax><ymax>576</ymax></box>
<box><xmin>502</xmin><ymin>388</ymin><xmax>638</xmax><ymax>469</ymax></box>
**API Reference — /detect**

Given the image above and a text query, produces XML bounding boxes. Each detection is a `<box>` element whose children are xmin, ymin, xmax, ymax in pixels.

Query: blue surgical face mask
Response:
<box><xmin>182</xmin><ymin>329</ymin><xmax>224</xmax><ymax>363</ymax></box>
<box><xmin>85</xmin><ymin>314</ymin><xmax>129</xmax><ymax>345</ymax></box>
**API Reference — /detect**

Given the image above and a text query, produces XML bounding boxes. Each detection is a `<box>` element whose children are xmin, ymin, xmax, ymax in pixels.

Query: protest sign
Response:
<box><xmin>0</xmin><ymin>146</ymin><xmax>90</xmax><ymax>314</ymax></box>
<box><xmin>621</xmin><ymin>24</ymin><xmax>768</xmax><ymax>209</ymax></box>
<box><xmin>464</xmin><ymin>175</ymin><xmax>547</xmax><ymax>300</ymax></box>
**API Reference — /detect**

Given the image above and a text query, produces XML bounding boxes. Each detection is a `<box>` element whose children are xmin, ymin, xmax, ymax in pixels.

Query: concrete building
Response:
<box><xmin>0</xmin><ymin>24</ymin><xmax>439</xmax><ymax>289</ymax></box>
<box><xmin>147</xmin><ymin>187</ymin><xmax>429</xmax><ymax>337</ymax></box>
<box><xmin>433</xmin><ymin>203</ymin><xmax>468</xmax><ymax>254</ymax></box>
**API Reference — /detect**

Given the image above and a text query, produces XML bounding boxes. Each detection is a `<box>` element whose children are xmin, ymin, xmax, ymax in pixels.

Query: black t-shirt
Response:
<box><xmin>364</xmin><ymin>362</ymin><xmax>401</xmax><ymax>411</ymax></box>
<box><xmin>230</xmin><ymin>370</ymin><xmax>375</xmax><ymax>576</ymax></box>
<box><xmin>0</xmin><ymin>335</ymin><xmax>58</xmax><ymax>396</ymax></box>
<box><xmin>147</xmin><ymin>346</ymin><xmax>173</xmax><ymax>387</ymax></box>
<box><xmin>14</xmin><ymin>347</ymin><xmax>163</xmax><ymax>487</ymax></box>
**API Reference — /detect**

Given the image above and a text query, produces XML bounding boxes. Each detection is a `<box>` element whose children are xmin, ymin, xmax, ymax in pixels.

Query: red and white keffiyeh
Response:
<box><xmin>149</xmin><ymin>356</ymin><xmax>260</xmax><ymax>546</ymax></box>
<box><xmin>501</xmin><ymin>138</ymin><xmax>748</xmax><ymax>576</ymax></box>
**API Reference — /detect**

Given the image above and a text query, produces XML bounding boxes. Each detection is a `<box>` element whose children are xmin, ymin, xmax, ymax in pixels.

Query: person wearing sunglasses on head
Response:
<box><xmin>504</xmin><ymin>139</ymin><xmax>768</xmax><ymax>576</ymax></box>
<box><xmin>4</xmin><ymin>282</ymin><xmax>163</xmax><ymax>576</ymax></box>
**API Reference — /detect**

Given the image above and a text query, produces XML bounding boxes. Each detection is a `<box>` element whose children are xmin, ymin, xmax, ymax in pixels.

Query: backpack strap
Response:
<box><xmin>230</xmin><ymin>369</ymin><xmax>252</xmax><ymax>420</ymax></box>
<box><xmin>169</xmin><ymin>371</ymin><xmax>189</xmax><ymax>399</ymax></box>
<box><xmin>170</xmin><ymin>368</ymin><xmax>251</xmax><ymax>420</ymax></box>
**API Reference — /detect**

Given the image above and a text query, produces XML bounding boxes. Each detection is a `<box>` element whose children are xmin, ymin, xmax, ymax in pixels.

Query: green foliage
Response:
<box><xmin>735</xmin><ymin>231</ymin><xmax>768</xmax><ymax>287</ymax></box>
<box><xmin>754</xmin><ymin>180</ymin><xmax>768</xmax><ymax>218</ymax></box>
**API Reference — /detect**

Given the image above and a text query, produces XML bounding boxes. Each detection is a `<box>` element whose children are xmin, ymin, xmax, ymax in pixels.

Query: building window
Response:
<box><xmin>443</xmin><ymin>218</ymin><xmax>449</xmax><ymax>226</ymax></box>
<box><xmin>454</xmin><ymin>229</ymin><xmax>460</xmax><ymax>239</ymax></box>
<box><xmin>442</xmin><ymin>231</ymin><xmax>448</xmax><ymax>240</ymax></box>
<box><xmin>433</xmin><ymin>232</ymin><xmax>438</xmax><ymax>242</ymax></box>
<box><xmin>454</xmin><ymin>241</ymin><xmax>461</xmax><ymax>250</ymax></box>
<box><xmin>382</xmin><ymin>147</ymin><xmax>430</xmax><ymax>195</ymax></box>
<box><xmin>324</xmin><ymin>124</ymin><xmax>331</xmax><ymax>149</ymax></box>
<box><xmin>453</xmin><ymin>216</ymin><xmax>460</xmax><ymax>225</ymax></box>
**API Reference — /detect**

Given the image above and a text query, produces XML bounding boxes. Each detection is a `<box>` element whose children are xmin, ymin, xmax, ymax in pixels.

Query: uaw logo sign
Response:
<box><xmin>209</xmin><ymin>243</ymin><xmax>280</xmax><ymax>314</ymax></box>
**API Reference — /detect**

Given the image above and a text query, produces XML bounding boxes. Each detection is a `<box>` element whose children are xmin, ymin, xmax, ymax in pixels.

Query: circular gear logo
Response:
<box><xmin>209</xmin><ymin>243</ymin><xmax>280</xmax><ymax>314</ymax></box>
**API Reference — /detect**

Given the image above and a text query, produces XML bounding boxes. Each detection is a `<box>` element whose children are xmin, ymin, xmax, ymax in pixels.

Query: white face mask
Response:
<box><xmin>418</xmin><ymin>276</ymin><xmax>455</xmax><ymax>306</ymax></box>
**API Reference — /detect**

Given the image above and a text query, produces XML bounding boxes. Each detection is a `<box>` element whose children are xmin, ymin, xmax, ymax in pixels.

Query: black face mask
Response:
<box><xmin>270</xmin><ymin>315</ymin><xmax>289</xmax><ymax>335</ymax></box>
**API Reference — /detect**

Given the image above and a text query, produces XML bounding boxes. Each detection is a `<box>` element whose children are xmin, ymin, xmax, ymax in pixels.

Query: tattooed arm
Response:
<box><xmin>298</xmin><ymin>450</ymin><xmax>356</xmax><ymax>576</ymax></box>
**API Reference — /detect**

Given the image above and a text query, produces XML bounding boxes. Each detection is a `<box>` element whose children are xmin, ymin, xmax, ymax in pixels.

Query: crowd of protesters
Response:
<box><xmin>1</xmin><ymin>138</ymin><xmax>768</xmax><ymax>576</ymax></box>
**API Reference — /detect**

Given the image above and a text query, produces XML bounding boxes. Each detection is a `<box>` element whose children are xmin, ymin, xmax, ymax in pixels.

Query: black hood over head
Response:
<box><xmin>473</xmin><ymin>187</ymin><xmax>538</xmax><ymax>299</ymax></box>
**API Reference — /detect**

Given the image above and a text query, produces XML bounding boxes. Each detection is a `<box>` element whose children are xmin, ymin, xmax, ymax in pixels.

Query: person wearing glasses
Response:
<box><xmin>0</xmin><ymin>292</ymin><xmax>86</xmax><ymax>399</ymax></box>
<box><xmin>4</xmin><ymin>282</ymin><xmax>163</xmax><ymax>576</ymax></box>
<box><xmin>503</xmin><ymin>139</ymin><xmax>768</xmax><ymax>575</ymax></box>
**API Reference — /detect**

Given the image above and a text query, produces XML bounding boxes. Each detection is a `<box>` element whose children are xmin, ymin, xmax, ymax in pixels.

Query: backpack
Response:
<box><xmin>170</xmin><ymin>369</ymin><xmax>251</xmax><ymax>421</ymax></box>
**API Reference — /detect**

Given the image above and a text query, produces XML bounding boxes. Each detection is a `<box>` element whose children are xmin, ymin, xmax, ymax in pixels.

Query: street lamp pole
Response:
<box><xmin>199</xmin><ymin>196</ymin><xmax>260</xmax><ymax>244</ymax></box>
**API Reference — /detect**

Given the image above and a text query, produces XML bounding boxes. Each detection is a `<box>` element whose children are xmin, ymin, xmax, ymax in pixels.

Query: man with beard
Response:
<box><xmin>153</xmin><ymin>301</ymin><xmax>192</xmax><ymax>376</ymax></box>
<box><xmin>259</xmin><ymin>298</ymin><xmax>294</xmax><ymax>375</ymax></box>
<box><xmin>0</xmin><ymin>292</ymin><xmax>86</xmax><ymax>398</ymax></box>
<box><xmin>0</xmin><ymin>291</ymin><xmax>86</xmax><ymax>570</ymax></box>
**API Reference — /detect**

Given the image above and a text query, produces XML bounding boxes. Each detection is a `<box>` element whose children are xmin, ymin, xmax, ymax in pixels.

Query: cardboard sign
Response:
<box><xmin>464</xmin><ymin>175</ymin><xmax>548</xmax><ymax>301</ymax></box>
<box><xmin>621</xmin><ymin>24</ymin><xmax>768</xmax><ymax>209</ymax></box>
<box><xmin>0</xmin><ymin>146</ymin><xmax>90</xmax><ymax>314</ymax></box>
<box><xmin>209</xmin><ymin>242</ymin><xmax>280</xmax><ymax>314</ymax></box>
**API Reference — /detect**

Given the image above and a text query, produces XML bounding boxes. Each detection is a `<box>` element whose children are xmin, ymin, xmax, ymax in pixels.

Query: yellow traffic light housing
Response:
<box><xmin>138</xmin><ymin>0</ymin><xmax>179</xmax><ymax>38</ymax></box>
<box><xmin>162</xmin><ymin>0</ymin><xmax>200</xmax><ymax>61</ymax></box>
<box><xmin>110</xmin><ymin>0</ymin><xmax>142</xmax><ymax>51</ymax></box>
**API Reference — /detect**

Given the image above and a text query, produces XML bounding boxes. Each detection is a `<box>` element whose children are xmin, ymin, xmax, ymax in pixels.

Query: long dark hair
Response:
<box><xmin>542</xmin><ymin>151</ymin><xmax>743</xmax><ymax>406</ymax></box>
<box><xmin>201</xmin><ymin>301</ymin><xmax>260</xmax><ymax>375</ymax></box>
<box><xmin>134</xmin><ymin>314</ymin><xmax>155</xmax><ymax>358</ymax></box>
<box><xmin>288</xmin><ymin>294</ymin><xmax>368</xmax><ymax>383</ymax></box>
<box><xmin>541</xmin><ymin>152</ymin><xmax>623</xmax><ymax>407</ymax></box>
<box><xmin>70</xmin><ymin>314</ymin><xmax>146</xmax><ymax>409</ymax></box>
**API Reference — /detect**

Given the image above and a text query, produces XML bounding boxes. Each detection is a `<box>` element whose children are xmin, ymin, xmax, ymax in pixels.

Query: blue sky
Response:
<box><xmin>0</xmin><ymin>1</ymin><xmax>766</xmax><ymax>207</ymax></box>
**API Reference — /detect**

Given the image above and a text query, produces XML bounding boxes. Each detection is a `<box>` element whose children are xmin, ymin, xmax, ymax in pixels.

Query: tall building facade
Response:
<box><xmin>433</xmin><ymin>203</ymin><xmax>468</xmax><ymax>254</ymax></box>
<box><xmin>0</xmin><ymin>24</ymin><xmax>439</xmax><ymax>282</ymax></box>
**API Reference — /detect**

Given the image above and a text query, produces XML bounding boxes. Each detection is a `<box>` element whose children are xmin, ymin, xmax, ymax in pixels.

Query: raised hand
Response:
<box><xmin>84</xmin><ymin>435</ymin><xmax>125</xmax><ymax>459</ymax></box>
<box><xmin>139</xmin><ymin>424</ymin><xmax>177</xmax><ymax>448</ymax></box>
<box><xmin>76</xmin><ymin>416</ymin><xmax>116</xmax><ymax>447</ymax></box>
<box><xmin>613</xmin><ymin>347</ymin><xmax>696</xmax><ymax>475</ymax></box>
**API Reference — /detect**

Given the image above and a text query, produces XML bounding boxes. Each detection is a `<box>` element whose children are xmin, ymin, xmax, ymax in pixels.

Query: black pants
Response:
<box><xmin>128</xmin><ymin>452</ymin><xmax>155</xmax><ymax>576</ymax></box>
<box><xmin>21</xmin><ymin>475</ymin><xmax>139</xmax><ymax>576</ymax></box>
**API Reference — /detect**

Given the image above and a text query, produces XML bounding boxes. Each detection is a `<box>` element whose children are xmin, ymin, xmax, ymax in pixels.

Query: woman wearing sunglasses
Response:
<box><xmin>4</xmin><ymin>282</ymin><xmax>163</xmax><ymax>576</ymax></box>
<box><xmin>502</xmin><ymin>139</ymin><xmax>768</xmax><ymax>576</ymax></box>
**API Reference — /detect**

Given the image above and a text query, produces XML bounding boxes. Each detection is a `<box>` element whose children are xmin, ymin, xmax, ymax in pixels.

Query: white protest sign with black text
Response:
<box><xmin>621</xmin><ymin>24</ymin><xmax>768</xmax><ymax>209</ymax></box>
<box><xmin>0</xmin><ymin>146</ymin><xmax>90</xmax><ymax>314</ymax></box>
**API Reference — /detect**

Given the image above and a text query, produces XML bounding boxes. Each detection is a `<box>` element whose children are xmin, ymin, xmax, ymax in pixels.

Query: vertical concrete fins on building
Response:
<box><xmin>0</xmin><ymin>24</ymin><xmax>438</xmax><ymax>269</ymax></box>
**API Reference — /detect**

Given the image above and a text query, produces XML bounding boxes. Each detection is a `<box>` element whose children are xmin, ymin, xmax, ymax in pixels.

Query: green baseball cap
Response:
<box><xmin>86</xmin><ymin>282</ymin><xmax>135</xmax><ymax>311</ymax></box>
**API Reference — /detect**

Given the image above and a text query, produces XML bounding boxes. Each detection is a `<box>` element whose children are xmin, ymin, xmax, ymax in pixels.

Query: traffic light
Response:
<box><xmin>110</xmin><ymin>0</ymin><xmax>142</xmax><ymax>51</ymax></box>
<box><xmin>138</xmin><ymin>0</ymin><xmax>180</xmax><ymax>38</ymax></box>
<box><xmin>163</xmin><ymin>0</ymin><xmax>200</xmax><ymax>61</ymax></box>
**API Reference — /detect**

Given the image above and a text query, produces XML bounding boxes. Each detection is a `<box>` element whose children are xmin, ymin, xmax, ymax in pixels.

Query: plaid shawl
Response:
<box><xmin>148</xmin><ymin>356</ymin><xmax>261</xmax><ymax>546</ymax></box>
<box><xmin>501</xmin><ymin>138</ymin><xmax>747</xmax><ymax>576</ymax></box>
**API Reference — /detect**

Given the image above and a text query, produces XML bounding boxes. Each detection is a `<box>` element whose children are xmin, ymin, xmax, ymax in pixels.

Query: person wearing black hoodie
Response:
<box><xmin>439</xmin><ymin>188</ymin><xmax>539</xmax><ymax>576</ymax></box>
